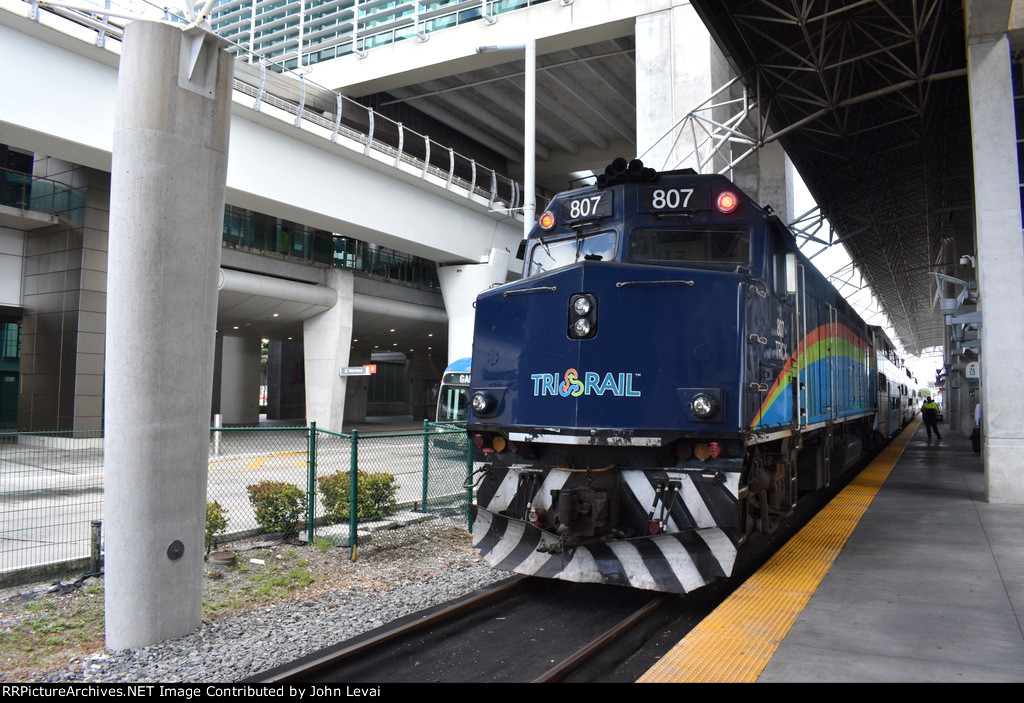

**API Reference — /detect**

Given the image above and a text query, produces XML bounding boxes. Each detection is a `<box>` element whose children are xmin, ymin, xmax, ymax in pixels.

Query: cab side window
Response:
<box><xmin>769</xmin><ymin>221</ymin><xmax>790</xmax><ymax>295</ymax></box>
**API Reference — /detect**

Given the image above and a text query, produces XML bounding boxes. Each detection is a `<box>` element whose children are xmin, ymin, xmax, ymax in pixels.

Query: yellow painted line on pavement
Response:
<box><xmin>207</xmin><ymin>454</ymin><xmax>308</xmax><ymax>473</ymax></box>
<box><xmin>637</xmin><ymin>418</ymin><xmax>920</xmax><ymax>683</ymax></box>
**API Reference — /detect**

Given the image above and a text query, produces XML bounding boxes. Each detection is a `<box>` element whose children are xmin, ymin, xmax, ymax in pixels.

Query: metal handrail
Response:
<box><xmin>17</xmin><ymin>0</ymin><xmax>533</xmax><ymax>217</ymax></box>
<box><xmin>0</xmin><ymin>165</ymin><xmax>85</xmax><ymax>219</ymax></box>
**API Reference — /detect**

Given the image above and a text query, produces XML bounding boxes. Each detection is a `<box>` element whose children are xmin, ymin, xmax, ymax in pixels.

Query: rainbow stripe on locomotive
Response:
<box><xmin>466</xmin><ymin>159</ymin><xmax>911</xmax><ymax>593</ymax></box>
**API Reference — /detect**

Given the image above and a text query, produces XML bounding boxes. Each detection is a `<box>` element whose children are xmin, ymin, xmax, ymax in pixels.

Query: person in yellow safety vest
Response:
<box><xmin>922</xmin><ymin>396</ymin><xmax>942</xmax><ymax>440</ymax></box>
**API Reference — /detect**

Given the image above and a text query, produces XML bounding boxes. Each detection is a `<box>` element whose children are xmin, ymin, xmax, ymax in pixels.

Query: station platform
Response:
<box><xmin>639</xmin><ymin>418</ymin><xmax>1024</xmax><ymax>683</ymax></box>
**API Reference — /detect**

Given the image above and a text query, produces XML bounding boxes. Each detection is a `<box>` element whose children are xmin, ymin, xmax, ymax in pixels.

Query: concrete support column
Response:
<box><xmin>951</xmin><ymin>372</ymin><xmax>981</xmax><ymax>438</ymax></box>
<box><xmin>437</xmin><ymin>247</ymin><xmax>510</xmax><ymax>363</ymax></box>
<box><xmin>636</xmin><ymin>3</ymin><xmax>792</xmax><ymax>216</ymax></box>
<box><xmin>344</xmin><ymin>347</ymin><xmax>371</xmax><ymax>423</ymax></box>
<box><xmin>219</xmin><ymin>335</ymin><xmax>262</xmax><ymax>425</ymax></box>
<box><xmin>267</xmin><ymin>339</ymin><xmax>305</xmax><ymax>421</ymax></box>
<box><xmin>966</xmin><ymin>1</ymin><xmax>1024</xmax><ymax>503</ymax></box>
<box><xmin>635</xmin><ymin>1</ymin><xmax>731</xmax><ymax>172</ymax></box>
<box><xmin>303</xmin><ymin>268</ymin><xmax>355</xmax><ymax>432</ymax></box>
<box><xmin>732</xmin><ymin>141</ymin><xmax>797</xmax><ymax>224</ymax></box>
<box><xmin>104</xmin><ymin>22</ymin><xmax>232</xmax><ymax>649</ymax></box>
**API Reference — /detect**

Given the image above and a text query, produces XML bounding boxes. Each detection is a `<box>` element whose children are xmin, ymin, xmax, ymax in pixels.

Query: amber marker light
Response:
<box><xmin>539</xmin><ymin>211</ymin><xmax>556</xmax><ymax>230</ymax></box>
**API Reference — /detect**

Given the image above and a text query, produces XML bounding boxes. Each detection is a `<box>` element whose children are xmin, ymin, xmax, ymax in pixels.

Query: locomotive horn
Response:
<box><xmin>596</xmin><ymin>157</ymin><xmax>658</xmax><ymax>187</ymax></box>
<box><xmin>606</xmin><ymin>157</ymin><xmax>628</xmax><ymax>176</ymax></box>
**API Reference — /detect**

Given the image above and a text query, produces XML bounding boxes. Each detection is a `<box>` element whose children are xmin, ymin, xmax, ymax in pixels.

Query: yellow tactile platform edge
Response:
<box><xmin>637</xmin><ymin>418</ymin><xmax>920</xmax><ymax>683</ymax></box>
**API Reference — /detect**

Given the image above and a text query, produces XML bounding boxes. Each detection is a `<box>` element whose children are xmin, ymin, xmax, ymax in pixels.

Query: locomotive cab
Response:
<box><xmin>466</xmin><ymin>159</ymin><xmax>878</xmax><ymax>593</ymax></box>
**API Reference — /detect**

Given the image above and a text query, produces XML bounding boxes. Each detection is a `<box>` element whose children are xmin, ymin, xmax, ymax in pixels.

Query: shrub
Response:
<box><xmin>246</xmin><ymin>481</ymin><xmax>307</xmax><ymax>537</ymax></box>
<box><xmin>318</xmin><ymin>471</ymin><xmax>398</xmax><ymax>523</ymax></box>
<box><xmin>205</xmin><ymin>500</ymin><xmax>229</xmax><ymax>553</ymax></box>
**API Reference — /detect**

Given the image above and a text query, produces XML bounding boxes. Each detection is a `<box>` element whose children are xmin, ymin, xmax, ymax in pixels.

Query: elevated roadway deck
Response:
<box><xmin>0</xmin><ymin>9</ymin><xmax>522</xmax><ymax>273</ymax></box>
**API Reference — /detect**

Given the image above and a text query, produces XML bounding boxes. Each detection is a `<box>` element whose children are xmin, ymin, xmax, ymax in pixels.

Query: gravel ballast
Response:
<box><xmin>32</xmin><ymin>523</ymin><xmax>506</xmax><ymax>683</ymax></box>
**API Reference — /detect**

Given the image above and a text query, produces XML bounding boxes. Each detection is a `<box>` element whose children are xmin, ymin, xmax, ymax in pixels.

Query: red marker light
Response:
<box><xmin>716</xmin><ymin>191</ymin><xmax>739</xmax><ymax>214</ymax></box>
<box><xmin>539</xmin><ymin>211</ymin><xmax>556</xmax><ymax>230</ymax></box>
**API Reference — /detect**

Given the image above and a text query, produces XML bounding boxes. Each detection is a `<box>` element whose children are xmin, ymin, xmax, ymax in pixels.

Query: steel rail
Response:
<box><xmin>532</xmin><ymin>594</ymin><xmax>672</xmax><ymax>683</ymax></box>
<box><xmin>248</xmin><ymin>575</ymin><xmax>533</xmax><ymax>683</ymax></box>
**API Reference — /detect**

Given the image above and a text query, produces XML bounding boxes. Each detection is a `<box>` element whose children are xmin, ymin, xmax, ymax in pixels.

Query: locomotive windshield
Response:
<box><xmin>628</xmin><ymin>226</ymin><xmax>750</xmax><ymax>267</ymax></box>
<box><xmin>527</xmin><ymin>230</ymin><xmax>617</xmax><ymax>276</ymax></box>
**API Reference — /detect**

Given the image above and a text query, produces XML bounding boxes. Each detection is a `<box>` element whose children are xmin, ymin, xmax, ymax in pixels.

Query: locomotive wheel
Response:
<box><xmin>758</xmin><ymin>489</ymin><xmax>773</xmax><ymax>534</ymax></box>
<box><xmin>744</xmin><ymin>444</ymin><xmax>797</xmax><ymax>535</ymax></box>
<box><xmin>744</xmin><ymin>449</ymin><xmax>778</xmax><ymax>535</ymax></box>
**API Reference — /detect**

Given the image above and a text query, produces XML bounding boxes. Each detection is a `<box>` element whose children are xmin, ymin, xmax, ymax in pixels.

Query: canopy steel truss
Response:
<box><xmin>17</xmin><ymin>0</ymin><xmax>973</xmax><ymax>357</ymax></box>
<box><xmin>690</xmin><ymin>0</ymin><xmax>972</xmax><ymax>356</ymax></box>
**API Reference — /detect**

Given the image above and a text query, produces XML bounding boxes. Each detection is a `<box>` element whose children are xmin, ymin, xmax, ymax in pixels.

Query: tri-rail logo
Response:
<box><xmin>531</xmin><ymin>369</ymin><xmax>642</xmax><ymax>397</ymax></box>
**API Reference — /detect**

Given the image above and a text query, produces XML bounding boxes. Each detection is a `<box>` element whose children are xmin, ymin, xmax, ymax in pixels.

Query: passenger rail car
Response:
<box><xmin>466</xmin><ymin>159</ymin><xmax>911</xmax><ymax>593</ymax></box>
<box><xmin>873</xmin><ymin>328</ymin><xmax>919</xmax><ymax>438</ymax></box>
<box><xmin>432</xmin><ymin>357</ymin><xmax>472</xmax><ymax>453</ymax></box>
<box><xmin>437</xmin><ymin>357</ymin><xmax>472</xmax><ymax>424</ymax></box>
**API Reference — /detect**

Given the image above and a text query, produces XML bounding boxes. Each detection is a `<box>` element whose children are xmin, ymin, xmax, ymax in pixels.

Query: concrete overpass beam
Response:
<box><xmin>966</xmin><ymin>0</ymin><xmax>1024</xmax><ymax>503</ymax></box>
<box><xmin>104</xmin><ymin>21</ymin><xmax>232</xmax><ymax>649</ymax></box>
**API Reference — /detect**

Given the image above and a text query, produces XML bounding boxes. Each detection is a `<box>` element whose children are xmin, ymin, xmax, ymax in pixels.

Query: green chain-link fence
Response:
<box><xmin>0</xmin><ymin>422</ymin><xmax>471</xmax><ymax>588</ymax></box>
<box><xmin>206</xmin><ymin>425</ymin><xmax>313</xmax><ymax>547</ymax></box>
<box><xmin>0</xmin><ymin>431</ymin><xmax>105</xmax><ymax>586</ymax></box>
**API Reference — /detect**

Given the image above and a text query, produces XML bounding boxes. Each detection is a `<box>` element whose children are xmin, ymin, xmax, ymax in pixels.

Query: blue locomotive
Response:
<box><xmin>466</xmin><ymin>159</ymin><xmax>915</xmax><ymax>593</ymax></box>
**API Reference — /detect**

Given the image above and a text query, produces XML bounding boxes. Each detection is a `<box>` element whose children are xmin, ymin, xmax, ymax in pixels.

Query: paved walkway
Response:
<box><xmin>758</xmin><ymin>422</ymin><xmax>1024</xmax><ymax>682</ymax></box>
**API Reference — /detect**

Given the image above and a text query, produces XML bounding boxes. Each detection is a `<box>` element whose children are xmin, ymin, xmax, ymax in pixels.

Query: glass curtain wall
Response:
<box><xmin>210</xmin><ymin>0</ymin><xmax>555</xmax><ymax>69</ymax></box>
<box><xmin>223</xmin><ymin>205</ymin><xmax>440</xmax><ymax>288</ymax></box>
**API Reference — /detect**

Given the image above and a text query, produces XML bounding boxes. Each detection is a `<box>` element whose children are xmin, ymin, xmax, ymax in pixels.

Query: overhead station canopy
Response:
<box><xmin>690</xmin><ymin>0</ymin><xmax>972</xmax><ymax>356</ymax></box>
<box><xmin>365</xmin><ymin>1</ymin><xmax>970</xmax><ymax>355</ymax></box>
<box><xmin>370</xmin><ymin>35</ymin><xmax>638</xmax><ymax>186</ymax></box>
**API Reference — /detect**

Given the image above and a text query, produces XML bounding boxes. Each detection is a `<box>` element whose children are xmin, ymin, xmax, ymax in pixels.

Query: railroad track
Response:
<box><xmin>533</xmin><ymin>591</ymin><xmax>672</xmax><ymax>683</ymax></box>
<box><xmin>244</xmin><ymin>576</ymin><xmax>675</xmax><ymax>683</ymax></box>
<box><xmin>243</xmin><ymin>446</ymin><xmax>886</xmax><ymax>684</ymax></box>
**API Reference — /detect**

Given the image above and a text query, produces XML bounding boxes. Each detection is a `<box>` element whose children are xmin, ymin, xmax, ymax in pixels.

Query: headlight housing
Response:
<box><xmin>690</xmin><ymin>393</ymin><xmax>718</xmax><ymax>418</ymax></box>
<box><xmin>471</xmin><ymin>391</ymin><xmax>496</xmax><ymax>416</ymax></box>
<box><xmin>568</xmin><ymin>293</ymin><xmax>597</xmax><ymax>339</ymax></box>
<box><xmin>572</xmin><ymin>296</ymin><xmax>592</xmax><ymax>316</ymax></box>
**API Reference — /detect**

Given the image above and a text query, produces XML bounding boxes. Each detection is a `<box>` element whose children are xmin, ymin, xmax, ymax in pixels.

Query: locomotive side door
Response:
<box><xmin>813</xmin><ymin>303</ymin><xmax>836</xmax><ymax>420</ymax></box>
<box><xmin>782</xmin><ymin>249</ymin><xmax>805</xmax><ymax>428</ymax></box>
<box><xmin>744</xmin><ymin>275</ymin><xmax>773</xmax><ymax>428</ymax></box>
<box><xmin>827</xmin><ymin>303</ymin><xmax>839</xmax><ymax>421</ymax></box>
<box><xmin>746</xmin><ymin>223</ymin><xmax>800</xmax><ymax>431</ymax></box>
<box><xmin>753</xmin><ymin>224</ymin><xmax>800</xmax><ymax>430</ymax></box>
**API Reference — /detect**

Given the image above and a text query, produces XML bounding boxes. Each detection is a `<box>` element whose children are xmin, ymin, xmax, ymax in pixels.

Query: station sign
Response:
<box><xmin>340</xmin><ymin>365</ymin><xmax>377</xmax><ymax>376</ymax></box>
<box><xmin>966</xmin><ymin>361</ymin><xmax>980</xmax><ymax>380</ymax></box>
